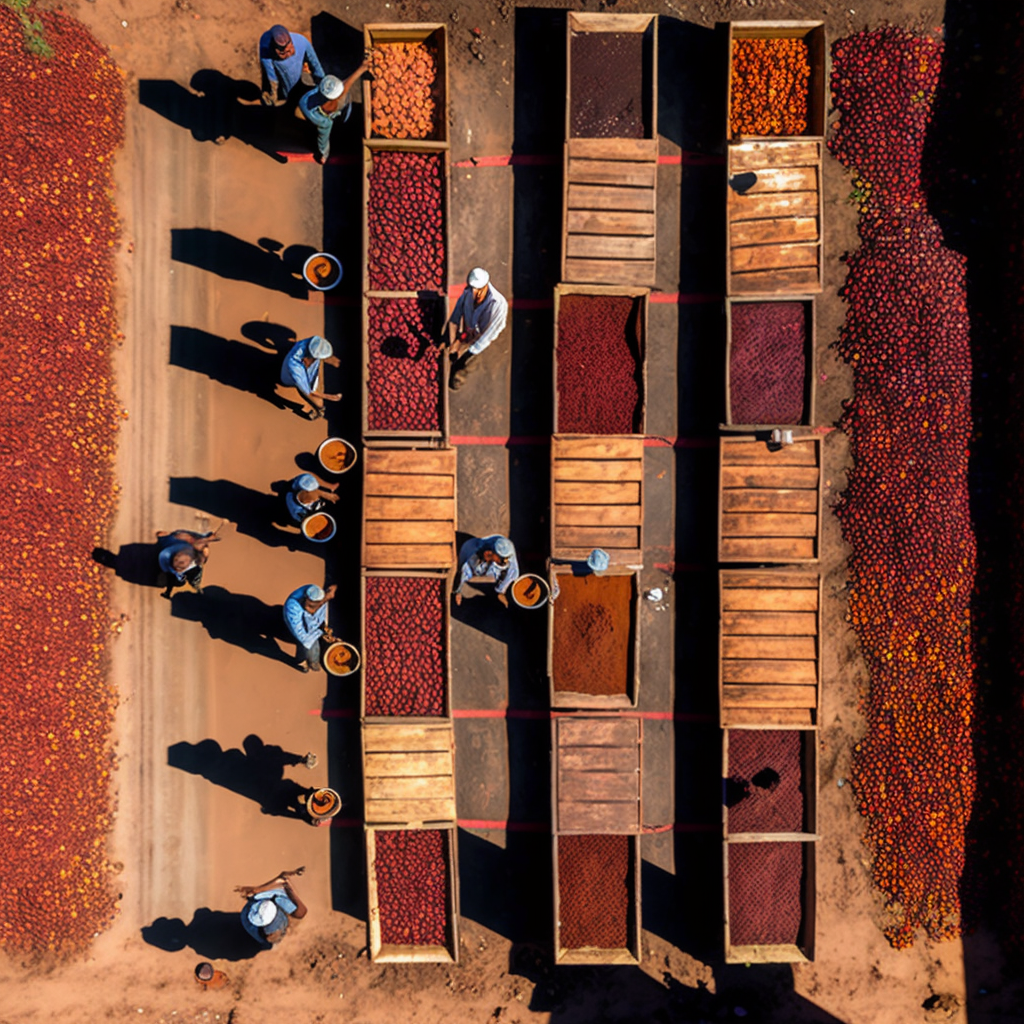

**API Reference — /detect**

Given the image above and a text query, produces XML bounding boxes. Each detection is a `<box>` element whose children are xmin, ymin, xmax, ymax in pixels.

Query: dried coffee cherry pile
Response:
<box><xmin>367</xmin><ymin>151</ymin><xmax>445</xmax><ymax>291</ymax></box>
<box><xmin>0</xmin><ymin>8</ymin><xmax>123</xmax><ymax>956</ymax></box>
<box><xmin>366</xmin><ymin>298</ymin><xmax>442</xmax><ymax>432</ymax></box>
<box><xmin>558</xmin><ymin>834</ymin><xmax>630</xmax><ymax>949</ymax></box>
<box><xmin>830</xmin><ymin>27</ymin><xmax>976</xmax><ymax>949</ymax></box>
<box><xmin>728</xmin><ymin>842</ymin><xmax>803</xmax><ymax>947</ymax></box>
<box><xmin>557</xmin><ymin>295</ymin><xmax>642</xmax><ymax>434</ymax></box>
<box><xmin>729</xmin><ymin>301</ymin><xmax>807</xmax><ymax>424</ymax></box>
<box><xmin>364</xmin><ymin>576</ymin><xmax>445</xmax><ymax>716</ymax></box>
<box><xmin>369</xmin><ymin>41</ymin><xmax>442</xmax><ymax>141</ymax></box>
<box><xmin>730</xmin><ymin>38</ymin><xmax>811</xmax><ymax>137</ymax></box>
<box><xmin>570</xmin><ymin>32</ymin><xmax>645</xmax><ymax>139</ymax></box>
<box><xmin>374</xmin><ymin>828</ymin><xmax>448</xmax><ymax>945</ymax></box>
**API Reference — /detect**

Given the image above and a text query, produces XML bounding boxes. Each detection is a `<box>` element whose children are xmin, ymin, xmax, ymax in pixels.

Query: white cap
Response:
<box><xmin>307</xmin><ymin>336</ymin><xmax>333</xmax><ymax>360</ymax></box>
<box><xmin>296</xmin><ymin>473</ymin><xmax>318</xmax><ymax>493</ymax></box>
<box><xmin>320</xmin><ymin>75</ymin><xmax>344</xmax><ymax>100</ymax></box>
<box><xmin>248</xmin><ymin>899</ymin><xmax>278</xmax><ymax>928</ymax></box>
<box><xmin>306</xmin><ymin>584</ymin><xmax>325</xmax><ymax>601</ymax></box>
<box><xmin>492</xmin><ymin>536</ymin><xmax>513</xmax><ymax>558</ymax></box>
<box><xmin>467</xmin><ymin>267</ymin><xmax>490</xmax><ymax>289</ymax></box>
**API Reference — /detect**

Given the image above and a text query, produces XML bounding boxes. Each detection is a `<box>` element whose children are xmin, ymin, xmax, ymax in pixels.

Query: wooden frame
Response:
<box><xmin>723</xmin><ymin>296</ymin><xmax>816</xmax><ymax>430</ymax></box>
<box><xmin>360</xmin><ymin>569</ymin><xmax>452</xmax><ymax>721</ymax></box>
<box><xmin>553</xmin><ymin>284</ymin><xmax>649</xmax><ymax>435</ymax></box>
<box><xmin>548</xmin><ymin>565</ymin><xmax>640</xmax><ymax>709</ymax></box>
<box><xmin>366</xmin><ymin>823</ymin><xmax>461</xmax><ymax>963</ymax></box>
<box><xmin>726</xmin><ymin>21</ymin><xmax>826</xmax><ymax>141</ymax></box>
<box><xmin>362</xmin><ymin>23</ymin><xmax>450</xmax><ymax>147</ymax></box>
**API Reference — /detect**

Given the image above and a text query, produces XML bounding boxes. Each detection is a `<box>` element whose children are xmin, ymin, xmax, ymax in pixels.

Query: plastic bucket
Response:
<box><xmin>301</xmin><ymin>512</ymin><xmax>337</xmax><ymax>543</ymax></box>
<box><xmin>324</xmin><ymin>640</ymin><xmax>361</xmax><ymax>677</ymax></box>
<box><xmin>302</xmin><ymin>252</ymin><xmax>343</xmax><ymax>291</ymax></box>
<box><xmin>317</xmin><ymin>436</ymin><xmax>358</xmax><ymax>475</ymax></box>
<box><xmin>510</xmin><ymin>573</ymin><xmax>550</xmax><ymax>610</ymax></box>
<box><xmin>307</xmin><ymin>787</ymin><xmax>342</xmax><ymax>821</ymax></box>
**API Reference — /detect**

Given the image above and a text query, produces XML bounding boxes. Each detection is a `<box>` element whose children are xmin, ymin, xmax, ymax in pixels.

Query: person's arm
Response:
<box><xmin>235</xmin><ymin>866</ymin><xmax>305</xmax><ymax>897</ymax></box>
<box><xmin>282</xmin><ymin>879</ymin><xmax>308</xmax><ymax>919</ymax></box>
<box><xmin>302</xmin><ymin>39</ymin><xmax>325</xmax><ymax>82</ymax></box>
<box><xmin>445</xmin><ymin>291</ymin><xmax>469</xmax><ymax>347</ymax></box>
<box><xmin>284</xmin><ymin>600</ymin><xmax>319</xmax><ymax>648</ymax></box>
<box><xmin>468</xmin><ymin>293</ymin><xmax>509</xmax><ymax>356</ymax></box>
<box><xmin>494</xmin><ymin>549</ymin><xmax>520</xmax><ymax>596</ymax></box>
<box><xmin>452</xmin><ymin>559</ymin><xmax>474</xmax><ymax>603</ymax></box>
<box><xmin>340</xmin><ymin>60</ymin><xmax>370</xmax><ymax>98</ymax></box>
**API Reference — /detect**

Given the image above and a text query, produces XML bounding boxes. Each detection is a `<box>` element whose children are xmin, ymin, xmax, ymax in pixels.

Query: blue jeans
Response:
<box><xmin>297</xmin><ymin>636</ymin><xmax>321</xmax><ymax>669</ymax></box>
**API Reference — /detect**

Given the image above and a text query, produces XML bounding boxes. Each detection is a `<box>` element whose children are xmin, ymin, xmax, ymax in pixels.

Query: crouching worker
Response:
<box><xmin>237</xmin><ymin>867</ymin><xmax>307</xmax><ymax>948</ymax></box>
<box><xmin>283</xmin><ymin>582</ymin><xmax>336</xmax><ymax>672</ymax></box>
<box><xmin>156</xmin><ymin>523</ymin><xmax>227</xmax><ymax>598</ymax></box>
<box><xmin>285</xmin><ymin>472</ymin><xmax>339</xmax><ymax>524</ymax></box>
<box><xmin>453</xmin><ymin>534</ymin><xmax>519</xmax><ymax>608</ymax></box>
<box><xmin>280</xmin><ymin>335</ymin><xmax>341</xmax><ymax>420</ymax></box>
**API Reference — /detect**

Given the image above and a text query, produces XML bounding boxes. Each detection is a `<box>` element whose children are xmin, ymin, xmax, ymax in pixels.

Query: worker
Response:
<box><xmin>236</xmin><ymin>868</ymin><xmax>307</xmax><ymax>948</ymax></box>
<box><xmin>298</xmin><ymin>60</ymin><xmax>370</xmax><ymax>165</ymax></box>
<box><xmin>280</xmin><ymin>335</ymin><xmax>340</xmax><ymax>420</ymax></box>
<box><xmin>453</xmin><ymin>534</ymin><xmax>519</xmax><ymax>607</ymax></box>
<box><xmin>446</xmin><ymin>267</ymin><xmax>509</xmax><ymax>391</ymax></box>
<box><xmin>258</xmin><ymin>24</ymin><xmax>325</xmax><ymax>107</ymax></box>
<box><xmin>283</xmin><ymin>582</ymin><xmax>336</xmax><ymax>672</ymax></box>
<box><xmin>285</xmin><ymin>472</ymin><xmax>339</xmax><ymax>524</ymax></box>
<box><xmin>155</xmin><ymin>523</ymin><xmax>226</xmax><ymax>597</ymax></box>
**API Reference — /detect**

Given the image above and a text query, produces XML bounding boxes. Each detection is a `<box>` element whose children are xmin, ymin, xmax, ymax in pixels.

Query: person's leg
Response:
<box><xmin>296</xmin><ymin>638</ymin><xmax>321</xmax><ymax>671</ymax></box>
<box><xmin>183</xmin><ymin>565</ymin><xmax>204</xmax><ymax>593</ymax></box>
<box><xmin>314</xmin><ymin>120</ymin><xmax>332</xmax><ymax>162</ymax></box>
<box><xmin>448</xmin><ymin>351</ymin><xmax>477</xmax><ymax>390</ymax></box>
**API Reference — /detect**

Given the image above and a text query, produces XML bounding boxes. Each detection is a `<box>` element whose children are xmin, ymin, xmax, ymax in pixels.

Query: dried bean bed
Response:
<box><xmin>726</xmin><ymin>730</ymin><xmax>804</xmax><ymax>834</ymax></box>
<box><xmin>728</xmin><ymin>842</ymin><xmax>803</xmax><ymax>947</ymax></box>
<box><xmin>367</xmin><ymin>298</ymin><xmax>442</xmax><ymax>431</ymax></box>
<box><xmin>0</xmin><ymin>8</ymin><xmax>123</xmax><ymax>957</ymax></box>
<box><xmin>364</xmin><ymin>576</ymin><xmax>445</xmax><ymax>716</ymax></box>
<box><xmin>369</xmin><ymin>41</ymin><xmax>442</xmax><ymax>140</ymax></box>
<box><xmin>730</xmin><ymin>38</ymin><xmax>811</xmax><ymax>137</ymax></box>
<box><xmin>729</xmin><ymin>302</ymin><xmax>807</xmax><ymax>424</ymax></box>
<box><xmin>558</xmin><ymin>834</ymin><xmax>630</xmax><ymax>950</ymax></box>
<box><xmin>368</xmin><ymin>152</ymin><xmax>445</xmax><ymax>291</ymax></box>
<box><xmin>557</xmin><ymin>295</ymin><xmax>642</xmax><ymax>434</ymax></box>
<box><xmin>570</xmin><ymin>33</ymin><xmax>645</xmax><ymax>139</ymax></box>
<box><xmin>552</xmin><ymin>575</ymin><xmax>633</xmax><ymax>696</ymax></box>
<box><xmin>375</xmin><ymin>829</ymin><xmax>448</xmax><ymax>946</ymax></box>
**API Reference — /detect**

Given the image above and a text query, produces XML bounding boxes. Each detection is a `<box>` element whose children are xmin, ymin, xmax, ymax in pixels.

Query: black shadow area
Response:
<box><xmin>92</xmin><ymin>542</ymin><xmax>160</xmax><ymax>588</ymax></box>
<box><xmin>141</xmin><ymin>909</ymin><xmax>260</xmax><ymax>960</ymax></box>
<box><xmin>657</xmin><ymin>18</ymin><xmax>728</xmax><ymax>154</ymax></box>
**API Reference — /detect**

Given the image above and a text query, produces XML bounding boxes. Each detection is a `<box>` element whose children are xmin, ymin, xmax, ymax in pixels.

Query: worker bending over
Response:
<box><xmin>283</xmin><ymin>582</ymin><xmax>336</xmax><ymax>672</ymax></box>
<box><xmin>454</xmin><ymin>534</ymin><xmax>519</xmax><ymax>607</ymax></box>
<box><xmin>446</xmin><ymin>267</ymin><xmax>508</xmax><ymax>391</ymax></box>
<box><xmin>280</xmin><ymin>335</ymin><xmax>340</xmax><ymax>419</ymax></box>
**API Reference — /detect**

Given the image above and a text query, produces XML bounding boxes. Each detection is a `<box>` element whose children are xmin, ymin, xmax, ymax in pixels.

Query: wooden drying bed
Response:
<box><xmin>553</xmin><ymin>716</ymin><xmax>641</xmax><ymax>834</ymax></box>
<box><xmin>363</xmin><ymin>447</ymin><xmax>456</xmax><ymax>568</ymax></box>
<box><xmin>728</xmin><ymin>140</ymin><xmax>822</xmax><ymax>295</ymax></box>
<box><xmin>551</xmin><ymin>434</ymin><xmax>644</xmax><ymax>567</ymax></box>
<box><xmin>362</xmin><ymin>722</ymin><xmax>456</xmax><ymax>825</ymax></box>
<box><xmin>564</xmin><ymin>138</ymin><xmax>658</xmax><ymax>287</ymax></box>
<box><xmin>718</xmin><ymin>436</ymin><xmax>821</xmax><ymax>562</ymax></box>
<box><xmin>719</xmin><ymin>569</ymin><xmax>821</xmax><ymax>727</ymax></box>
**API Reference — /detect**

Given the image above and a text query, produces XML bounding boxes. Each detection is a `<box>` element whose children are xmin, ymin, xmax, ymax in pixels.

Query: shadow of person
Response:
<box><xmin>141</xmin><ymin>908</ymin><xmax>262</xmax><ymax>960</ymax></box>
<box><xmin>240</xmin><ymin>319</ymin><xmax>300</xmax><ymax>353</ymax></box>
<box><xmin>168</xmin><ymin>734</ymin><xmax>311</xmax><ymax>819</ymax></box>
<box><xmin>170</xmin><ymin>586</ymin><xmax>296</xmax><ymax>666</ymax></box>
<box><xmin>92</xmin><ymin>542</ymin><xmax>161</xmax><ymax>587</ymax></box>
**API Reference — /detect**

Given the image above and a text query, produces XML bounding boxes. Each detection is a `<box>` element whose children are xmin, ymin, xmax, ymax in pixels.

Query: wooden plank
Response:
<box><xmin>721</xmin><ymin>588</ymin><xmax>818</xmax><ymax>611</ymax></box>
<box><xmin>365</xmin><ymin>751</ymin><xmax>453</xmax><ymax>777</ymax></box>
<box><xmin>559</xmin><ymin>769</ymin><xmax>639</xmax><ymax>803</ymax></box>
<box><xmin>365</xmin><ymin>751</ymin><xmax>452</xmax><ymax>780</ymax></box>
<box><xmin>722</xmin><ymin>659</ymin><xmax>818</xmax><ymax>684</ymax></box>
<box><xmin>730</xmin><ymin>216</ymin><xmax>819</xmax><ymax>248</ymax></box>
<box><xmin>731</xmin><ymin>242</ymin><xmax>819</xmax><ymax>273</ymax></box>
<box><xmin>721</xmin><ymin>441</ymin><xmax>818</xmax><ymax>467</ymax></box>
<box><xmin>554</xmin><ymin>437</ymin><xmax>644</xmax><ymax>460</ymax></box>
<box><xmin>722</xmin><ymin>684</ymin><xmax>817</xmax><ymax>708</ymax></box>
<box><xmin>364</xmin><ymin>497</ymin><xmax>454</xmax><ymax>521</ymax></box>
<box><xmin>730</xmin><ymin>266</ymin><xmax>821</xmax><ymax>294</ymax></box>
<box><xmin>559</xmin><ymin>717</ymin><xmax>638</xmax><ymax>748</ymax></box>
<box><xmin>567</xmin><ymin>209</ymin><xmax>656</xmax><ymax>236</ymax></box>
<box><xmin>729</xmin><ymin>190</ymin><xmax>819</xmax><ymax>221</ymax></box>
<box><xmin>569</xmin><ymin>11</ymin><xmax>654</xmax><ymax>32</ymax></box>
<box><xmin>556</xmin><ymin>504</ymin><xmax>643</xmax><ymax>527</ymax></box>
<box><xmin>557</xmin><ymin>546</ymin><xmax>642</xmax><ymax>566</ymax></box>
<box><xmin>568</xmin><ymin>138</ymin><xmax>659</xmax><ymax>161</ymax></box>
<box><xmin>567</xmin><ymin>183</ymin><xmax>656</xmax><ymax>213</ymax></box>
<box><xmin>720</xmin><ymin>537</ymin><xmax>816</xmax><ymax>560</ymax></box>
<box><xmin>364</xmin><ymin>473</ymin><xmax>454</xmax><ymax>498</ymax></box>
<box><xmin>554</xmin><ymin>481</ymin><xmax>641</xmax><ymax>505</ymax></box>
<box><xmin>555</xmin><ymin>459</ymin><xmax>644</xmax><ymax>482</ymax></box>
<box><xmin>564</xmin><ymin>257</ymin><xmax>657</xmax><ymax>286</ymax></box>
<box><xmin>729</xmin><ymin>140</ymin><xmax>821</xmax><ymax>172</ymax></box>
<box><xmin>557</xmin><ymin>802</ymin><xmax>637</xmax><ymax>833</ymax></box>
<box><xmin>722</xmin><ymin>610</ymin><xmax>817</xmax><ymax>636</ymax></box>
<box><xmin>721</xmin><ymin>512</ymin><xmax>818</xmax><ymax>538</ymax></box>
<box><xmin>567</xmin><ymin>233</ymin><xmax>656</xmax><ymax>261</ymax></box>
<box><xmin>722</xmin><ymin>489</ymin><xmax>818</xmax><ymax>513</ymax></box>
<box><xmin>568</xmin><ymin>158</ymin><xmax>657</xmax><ymax>188</ymax></box>
<box><xmin>723</xmin><ymin>707</ymin><xmax>814</xmax><ymax>727</ymax></box>
<box><xmin>365</xmin><ymin>520</ymin><xmax>453</xmax><ymax>545</ymax></box>
<box><xmin>366</xmin><ymin>775</ymin><xmax>454</xmax><ymax>801</ymax></box>
<box><xmin>555</xmin><ymin>526</ymin><xmax>640</xmax><ymax>550</ymax></box>
<box><xmin>364</xmin><ymin>797</ymin><xmax>457</xmax><ymax>822</ymax></box>
<box><xmin>363</xmin><ymin>724</ymin><xmax>453</xmax><ymax>752</ymax></box>
<box><xmin>722</xmin><ymin>636</ymin><xmax>817</xmax><ymax>659</ymax></box>
<box><xmin>364</xmin><ymin>543</ymin><xmax>453</xmax><ymax>567</ymax></box>
<box><xmin>721</xmin><ymin>465</ymin><xmax>819</xmax><ymax>489</ymax></box>
<box><xmin>737</xmin><ymin>166</ymin><xmax>818</xmax><ymax>194</ymax></box>
<box><xmin>365</xmin><ymin>448</ymin><xmax>456</xmax><ymax>475</ymax></box>
<box><xmin>721</xmin><ymin>570</ymin><xmax>819</xmax><ymax>589</ymax></box>
<box><xmin>558</xmin><ymin>745</ymin><xmax>639</xmax><ymax>773</ymax></box>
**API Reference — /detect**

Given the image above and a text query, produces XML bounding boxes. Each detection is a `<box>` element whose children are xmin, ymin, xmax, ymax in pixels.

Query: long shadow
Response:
<box><xmin>92</xmin><ymin>542</ymin><xmax>161</xmax><ymax>588</ymax></box>
<box><xmin>170</xmin><ymin>586</ymin><xmax>295</xmax><ymax>666</ymax></box>
<box><xmin>141</xmin><ymin>908</ymin><xmax>261</xmax><ymax>960</ymax></box>
<box><xmin>168</xmin><ymin>734</ymin><xmax>310</xmax><ymax>819</ymax></box>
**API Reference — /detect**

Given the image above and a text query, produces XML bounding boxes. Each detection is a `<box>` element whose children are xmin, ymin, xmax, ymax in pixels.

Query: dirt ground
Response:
<box><xmin>5</xmin><ymin>0</ymin><xmax>1024</xmax><ymax>1021</ymax></box>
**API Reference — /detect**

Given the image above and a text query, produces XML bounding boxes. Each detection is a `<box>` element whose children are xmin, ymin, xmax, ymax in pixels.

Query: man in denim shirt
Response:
<box><xmin>453</xmin><ymin>535</ymin><xmax>519</xmax><ymax>608</ymax></box>
<box><xmin>446</xmin><ymin>268</ymin><xmax>509</xmax><ymax>390</ymax></box>
<box><xmin>299</xmin><ymin>60</ymin><xmax>369</xmax><ymax>164</ymax></box>
<box><xmin>237</xmin><ymin>868</ymin><xmax>307</xmax><ymax>948</ymax></box>
<box><xmin>259</xmin><ymin>24</ymin><xmax>325</xmax><ymax>107</ymax></box>
<box><xmin>283</xmin><ymin>583</ymin><xmax>335</xmax><ymax>672</ymax></box>
<box><xmin>280</xmin><ymin>335</ymin><xmax>341</xmax><ymax>419</ymax></box>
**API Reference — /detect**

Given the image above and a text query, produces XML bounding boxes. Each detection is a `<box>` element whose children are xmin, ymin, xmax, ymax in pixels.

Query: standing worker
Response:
<box><xmin>298</xmin><ymin>59</ymin><xmax>370</xmax><ymax>165</ymax></box>
<box><xmin>446</xmin><ymin>268</ymin><xmax>509</xmax><ymax>391</ymax></box>
<box><xmin>258</xmin><ymin>24</ymin><xmax>325</xmax><ymax>108</ymax></box>
<box><xmin>283</xmin><ymin>582</ymin><xmax>336</xmax><ymax>672</ymax></box>
<box><xmin>280</xmin><ymin>335</ymin><xmax>341</xmax><ymax>420</ymax></box>
<box><xmin>285</xmin><ymin>472</ymin><xmax>339</xmax><ymax>524</ymax></box>
<box><xmin>453</xmin><ymin>534</ymin><xmax>519</xmax><ymax>607</ymax></box>
<box><xmin>155</xmin><ymin>522</ymin><xmax>227</xmax><ymax>597</ymax></box>
<box><xmin>236</xmin><ymin>867</ymin><xmax>307</xmax><ymax>948</ymax></box>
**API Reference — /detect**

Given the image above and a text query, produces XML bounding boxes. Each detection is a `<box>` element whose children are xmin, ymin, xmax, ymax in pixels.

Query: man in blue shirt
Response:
<box><xmin>298</xmin><ymin>60</ymin><xmax>369</xmax><ymax>164</ymax></box>
<box><xmin>259</xmin><ymin>24</ymin><xmax>325</xmax><ymax>107</ymax></box>
<box><xmin>453</xmin><ymin>534</ymin><xmax>519</xmax><ymax>608</ymax></box>
<box><xmin>279</xmin><ymin>335</ymin><xmax>341</xmax><ymax>419</ymax></box>
<box><xmin>236</xmin><ymin>867</ymin><xmax>307</xmax><ymax>948</ymax></box>
<box><xmin>446</xmin><ymin>268</ymin><xmax>509</xmax><ymax>391</ymax></box>
<box><xmin>285</xmin><ymin>472</ymin><xmax>339</xmax><ymax>524</ymax></box>
<box><xmin>155</xmin><ymin>524</ymin><xmax>226</xmax><ymax>597</ymax></box>
<box><xmin>283</xmin><ymin>583</ymin><xmax>336</xmax><ymax>672</ymax></box>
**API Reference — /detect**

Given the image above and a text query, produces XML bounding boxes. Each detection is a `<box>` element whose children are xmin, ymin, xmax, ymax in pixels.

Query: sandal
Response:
<box><xmin>304</xmin><ymin>407</ymin><xmax>319</xmax><ymax>421</ymax></box>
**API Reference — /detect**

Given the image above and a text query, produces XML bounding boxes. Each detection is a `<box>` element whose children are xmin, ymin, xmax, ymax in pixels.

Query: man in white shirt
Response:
<box><xmin>446</xmin><ymin>267</ymin><xmax>509</xmax><ymax>391</ymax></box>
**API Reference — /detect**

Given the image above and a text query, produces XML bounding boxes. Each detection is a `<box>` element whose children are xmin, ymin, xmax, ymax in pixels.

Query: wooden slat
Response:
<box><xmin>731</xmin><ymin>242</ymin><xmax>819</xmax><ymax>273</ymax></box>
<box><xmin>556</xmin><ymin>504</ymin><xmax>643</xmax><ymax>527</ymax></box>
<box><xmin>722</xmin><ymin>513</ymin><xmax>818</xmax><ymax>538</ymax></box>
<box><xmin>364</xmin><ymin>797</ymin><xmax>456</xmax><ymax>822</ymax></box>
<box><xmin>363</xmin><ymin>724</ymin><xmax>453</xmax><ymax>753</ymax></box>
<box><xmin>558</xmin><ymin>745</ymin><xmax>639</xmax><ymax>773</ymax></box>
<box><xmin>364</xmin><ymin>497</ymin><xmax>454</xmax><ymax>521</ymax></box>
<box><xmin>721</xmin><ymin>441</ymin><xmax>818</xmax><ymax>467</ymax></box>
<box><xmin>723</xmin><ymin>610</ymin><xmax>817</xmax><ymax>635</ymax></box>
<box><xmin>567</xmin><ymin>233</ymin><xmax>656</xmax><ymax>261</ymax></box>
<box><xmin>568</xmin><ymin>158</ymin><xmax>658</xmax><ymax>188</ymax></box>
<box><xmin>365</xmin><ymin>751</ymin><xmax>453</xmax><ymax>777</ymax></box>
<box><xmin>559</xmin><ymin>770</ymin><xmax>639</xmax><ymax>803</ymax></box>
<box><xmin>729</xmin><ymin>140</ymin><xmax>821</xmax><ymax>172</ymax></box>
<box><xmin>723</xmin><ymin>636</ymin><xmax>817</xmax><ymax>660</ymax></box>
<box><xmin>721</xmin><ymin>588</ymin><xmax>818</xmax><ymax>611</ymax></box>
<box><xmin>722</xmin><ymin>659</ymin><xmax>818</xmax><ymax>684</ymax></box>
<box><xmin>364</xmin><ymin>473</ymin><xmax>454</xmax><ymax>498</ymax></box>
<box><xmin>554</xmin><ymin>459</ymin><xmax>644</xmax><ymax>482</ymax></box>
<box><xmin>559</xmin><ymin>717</ymin><xmax>638</xmax><ymax>748</ymax></box>
<box><xmin>564</xmin><ymin>257</ymin><xmax>657</xmax><ymax>286</ymax></box>
<box><xmin>720</xmin><ymin>537</ymin><xmax>816</xmax><ymax>560</ymax></box>
<box><xmin>366</xmin><ymin>775</ymin><xmax>454</xmax><ymax>800</ymax></box>
<box><xmin>558</xmin><ymin>546</ymin><xmax>642</xmax><ymax>565</ymax></box>
<box><xmin>568</xmin><ymin>138</ymin><xmax>659</xmax><ymax>161</ymax></box>
<box><xmin>365</xmin><ymin>520</ymin><xmax>453</xmax><ymax>545</ymax></box>
<box><xmin>721</xmin><ymin>570</ymin><xmax>819</xmax><ymax>589</ymax></box>
<box><xmin>365</xmin><ymin>449</ymin><xmax>456</xmax><ymax>475</ymax></box>
<box><xmin>567</xmin><ymin>209</ymin><xmax>656</xmax><ymax>236</ymax></box>
<box><xmin>555</xmin><ymin>526</ymin><xmax>640</xmax><ymax>549</ymax></box>
<box><xmin>558</xmin><ymin>802</ymin><xmax>638</xmax><ymax>833</ymax></box>
<box><xmin>554</xmin><ymin>481</ymin><xmax>641</xmax><ymax>505</ymax></box>
<box><xmin>730</xmin><ymin>216</ymin><xmax>819</xmax><ymax>248</ymax></box>
<box><xmin>722</xmin><ymin>489</ymin><xmax>818</xmax><ymax>513</ymax></box>
<box><xmin>736</xmin><ymin>166</ymin><xmax>818</xmax><ymax>194</ymax></box>
<box><xmin>724</xmin><ymin>707</ymin><xmax>814</xmax><ymax>726</ymax></box>
<box><xmin>722</xmin><ymin>684</ymin><xmax>817</xmax><ymax>708</ymax></box>
<box><xmin>730</xmin><ymin>266</ymin><xmax>821</xmax><ymax>293</ymax></box>
<box><xmin>364</xmin><ymin>543</ymin><xmax>453</xmax><ymax>567</ymax></box>
<box><xmin>721</xmin><ymin>465</ymin><xmax>819</xmax><ymax>489</ymax></box>
<box><xmin>729</xmin><ymin>190</ymin><xmax>819</xmax><ymax>221</ymax></box>
<box><xmin>567</xmin><ymin>183</ymin><xmax>655</xmax><ymax>213</ymax></box>
<box><xmin>554</xmin><ymin>437</ymin><xmax>644</xmax><ymax>460</ymax></box>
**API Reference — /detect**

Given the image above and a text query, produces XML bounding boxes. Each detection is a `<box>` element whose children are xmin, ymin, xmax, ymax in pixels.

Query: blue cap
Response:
<box><xmin>306</xmin><ymin>584</ymin><xmax>325</xmax><ymax>601</ymax></box>
<box><xmin>587</xmin><ymin>548</ymin><xmax>610</xmax><ymax>572</ymax></box>
<box><xmin>296</xmin><ymin>473</ymin><xmax>318</xmax><ymax>493</ymax></box>
<box><xmin>493</xmin><ymin>536</ymin><xmax>513</xmax><ymax>558</ymax></box>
